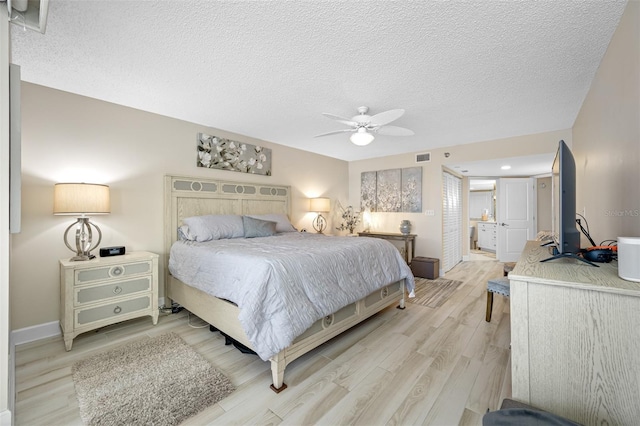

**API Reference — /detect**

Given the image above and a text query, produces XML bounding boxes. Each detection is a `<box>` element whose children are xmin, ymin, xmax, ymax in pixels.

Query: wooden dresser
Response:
<box><xmin>509</xmin><ymin>241</ymin><xmax>640</xmax><ymax>425</ymax></box>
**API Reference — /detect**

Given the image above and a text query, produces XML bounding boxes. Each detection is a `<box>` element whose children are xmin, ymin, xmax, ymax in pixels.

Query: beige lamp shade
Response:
<box><xmin>53</xmin><ymin>183</ymin><xmax>111</xmax><ymax>215</ymax></box>
<box><xmin>309</xmin><ymin>197</ymin><xmax>330</xmax><ymax>213</ymax></box>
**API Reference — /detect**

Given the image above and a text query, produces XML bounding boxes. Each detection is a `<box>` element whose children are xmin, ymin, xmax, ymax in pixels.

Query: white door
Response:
<box><xmin>442</xmin><ymin>171</ymin><xmax>462</xmax><ymax>272</ymax></box>
<box><xmin>497</xmin><ymin>178</ymin><xmax>536</xmax><ymax>262</ymax></box>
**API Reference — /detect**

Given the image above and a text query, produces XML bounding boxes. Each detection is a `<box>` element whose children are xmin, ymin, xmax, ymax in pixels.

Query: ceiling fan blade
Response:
<box><xmin>314</xmin><ymin>129</ymin><xmax>356</xmax><ymax>138</ymax></box>
<box><xmin>369</xmin><ymin>109</ymin><xmax>405</xmax><ymax>126</ymax></box>
<box><xmin>375</xmin><ymin>125</ymin><xmax>415</xmax><ymax>136</ymax></box>
<box><xmin>321</xmin><ymin>113</ymin><xmax>358</xmax><ymax>127</ymax></box>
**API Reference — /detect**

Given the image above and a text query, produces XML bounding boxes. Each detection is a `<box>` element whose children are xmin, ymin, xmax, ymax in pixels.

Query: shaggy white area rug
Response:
<box><xmin>72</xmin><ymin>332</ymin><xmax>235</xmax><ymax>426</ymax></box>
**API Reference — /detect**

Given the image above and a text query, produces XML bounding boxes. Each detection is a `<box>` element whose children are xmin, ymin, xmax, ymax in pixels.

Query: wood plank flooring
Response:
<box><xmin>14</xmin><ymin>260</ymin><xmax>511</xmax><ymax>425</ymax></box>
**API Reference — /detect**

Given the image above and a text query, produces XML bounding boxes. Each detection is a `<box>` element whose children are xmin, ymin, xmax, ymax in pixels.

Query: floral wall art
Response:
<box><xmin>376</xmin><ymin>169</ymin><xmax>402</xmax><ymax>212</ymax></box>
<box><xmin>360</xmin><ymin>167</ymin><xmax>422</xmax><ymax>213</ymax></box>
<box><xmin>197</xmin><ymin>133</ymin><xmax>272</xmax><ymax>175</ymax></box>
<box><xmin>360</xmin><ymin>171</ymin><xmax>377</xmax><ymax>211</ymax></box>
<box><xmin>401</xmin><ymin>167</ymin><xmax>422</xmax><ymax>212</ymax></box>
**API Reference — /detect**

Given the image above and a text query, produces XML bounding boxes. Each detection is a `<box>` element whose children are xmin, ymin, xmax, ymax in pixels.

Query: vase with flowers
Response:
<box><xmin>336</xmin><ymin>205</ymin><xmax>361</xmax><ymax>234</ymax></box>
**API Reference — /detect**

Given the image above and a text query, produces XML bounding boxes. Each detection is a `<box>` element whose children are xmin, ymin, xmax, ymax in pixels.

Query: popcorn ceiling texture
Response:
<box><xmin>10</xmin><ymin>1</ymin><xmax>627</xmax><ymax>161</ymax></box>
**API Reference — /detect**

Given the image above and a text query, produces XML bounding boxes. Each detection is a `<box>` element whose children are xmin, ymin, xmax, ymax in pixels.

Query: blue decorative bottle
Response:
<box><xmin>400</xmin><ymin>220</ymin><xmax>411</xmax><ymax>235</ymax></box>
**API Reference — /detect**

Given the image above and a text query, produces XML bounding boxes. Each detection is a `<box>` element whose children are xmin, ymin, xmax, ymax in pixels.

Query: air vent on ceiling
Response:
<box><xmin>415</xmin><ymin>152</ymin><xmax>431</xmax><ymax>163</ymax></box>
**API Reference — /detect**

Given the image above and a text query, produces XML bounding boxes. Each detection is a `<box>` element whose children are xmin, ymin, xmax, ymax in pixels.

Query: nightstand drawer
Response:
<box><xmin>75</xmin><ymin>276</ymin><xmax>152</xmax><ymax>306</ymax></box>
<box><xmin>76</xmin><ymin>295</ymin><xmax>151</xmax><ymax>326</ymax></box>
<box><xmin>75</xmin><ymin>260</ymin><xmax>152</xmax><ymax>285</ymax></box>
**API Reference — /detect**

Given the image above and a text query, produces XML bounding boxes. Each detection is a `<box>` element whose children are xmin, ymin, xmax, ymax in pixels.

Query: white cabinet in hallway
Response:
<box><xmin>477</xmin><ymin>221</ymin><xmax>496</xmax><ymax>252</ymax></box>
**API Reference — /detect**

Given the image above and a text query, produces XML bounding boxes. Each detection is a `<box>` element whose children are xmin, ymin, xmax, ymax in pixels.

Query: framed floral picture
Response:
<box><xmin>360</xmin><ymin>166</ymin><xmax>422</xmax><ymax>212</ymax></box>
<box><xmin>197</xmin><ymin>133</ymin><xmax>272</xmax><ymax>176</ymax></box>
<box><xmin>376</xmin><ymin>168</ymin><xmax>402</xmax><ymax>212</ymax></box>
<box><xmin>401</xmin><ymin>167</ymin><xmax>422</xmax><ymax>212</ymax></box>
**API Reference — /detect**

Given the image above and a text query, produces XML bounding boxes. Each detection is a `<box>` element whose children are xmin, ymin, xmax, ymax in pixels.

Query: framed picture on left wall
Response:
<box><xmin>196</xmin><ymin>133</ymin><xmax>272</xmax><ymax>176</ymax></box>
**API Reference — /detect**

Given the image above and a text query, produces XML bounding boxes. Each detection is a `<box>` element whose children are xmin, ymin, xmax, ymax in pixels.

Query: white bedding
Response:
<box><xmin>169</xmin><ymin>232</ymin><xmax>415</xmax><ymax>360</ymax></box>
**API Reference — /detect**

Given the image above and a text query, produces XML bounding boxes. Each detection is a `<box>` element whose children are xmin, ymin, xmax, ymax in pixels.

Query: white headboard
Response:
<box><xmin>163</xmin><ymin>175</ymin><xmax>291</xmax><ymax>295</ymax></box>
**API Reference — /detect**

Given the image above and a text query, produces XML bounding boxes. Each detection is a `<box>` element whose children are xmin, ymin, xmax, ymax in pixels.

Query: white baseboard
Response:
<box><xmin>0</xmin><ymin>409</ymin><xmax>12</xmax><ymax>426</ymax></box>
<box><xmin>11</xmin><ymin>321</ymin><xmax>60</xmax><ymax>346</ymax></box>
<box><xmin>12</xmin><ymin>297</ymin><xmax>166</xmax><ymax>346</ymax></box>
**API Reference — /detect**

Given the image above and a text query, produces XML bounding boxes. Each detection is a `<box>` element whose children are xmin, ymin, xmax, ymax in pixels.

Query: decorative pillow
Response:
<box><xmin>242</xmin><ymin>216</ymin><xmax>277</xmax><ymax>238</ymax></box>
<box><xmin>246</xmin><ymin>213</ymin><xmax>297</xmax><ymax>233</ymax></box>
<box><xmin>177</xmin><ymin>225</ymin><xmax>194</xmax><ymax>241</ymax></box>
<box><xmin>181</xmin><ymin>214</ymin><xmax>244</xmax><ymax>242</ymax></box>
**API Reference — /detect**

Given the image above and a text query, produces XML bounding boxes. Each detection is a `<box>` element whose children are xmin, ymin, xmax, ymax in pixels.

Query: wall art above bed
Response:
<box><xmin>361</xmin><ymin>166</ymin><xmax>422</xmax><ymax>213</ymax></box>
<box><xmin>197</xmin><ymin>133</ymin><xmax>272</xmax><ymax>176</ymax></box>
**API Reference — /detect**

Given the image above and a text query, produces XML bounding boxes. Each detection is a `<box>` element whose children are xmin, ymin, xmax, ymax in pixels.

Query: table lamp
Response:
<box><xmin>309</xmin><ymin>197</ymin><xmax>330</xmax><ymax>234</ymax></box>
<box><xmin>53</xmin><ymin>183</ymin><xmax>110</xmax><ymax>261</ymax></box>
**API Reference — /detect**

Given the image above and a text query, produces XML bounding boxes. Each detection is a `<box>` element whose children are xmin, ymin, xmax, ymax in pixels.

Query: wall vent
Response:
<box><xmin>416</xmin><ymin>152</ymin><xmax>431</xmax><ymax>163</ymax></box>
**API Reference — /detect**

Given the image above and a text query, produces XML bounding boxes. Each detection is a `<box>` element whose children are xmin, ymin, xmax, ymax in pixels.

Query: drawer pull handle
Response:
<box><xmin>113</xmin><ymin>306</ymin><xmax>122</xmax><ymax>314</ymax></box>
<box><xmin>113</xmin><ymin>286</ymin><xmax>122</xmax><ymax>294</ymax></box>
<box><xmin>381</xmin><ymin>287</ymin><xmax>389</xmax><ymax>298</ymax></box>
<box><xmin>323</xmin><ymin>315</ymin><xmax>334</xmax><ymax>328</ymax></box>
<box><xmin>111</xmin><ymin>267</ymin><xmax>124</xmax><ymax>277</ymax></box>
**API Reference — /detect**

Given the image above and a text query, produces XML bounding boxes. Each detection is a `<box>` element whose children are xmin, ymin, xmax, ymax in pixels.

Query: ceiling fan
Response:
<box><xmin>315</xmin><ymin>106</ymin><xmax>414</xmax><ymax>146</ymax></box>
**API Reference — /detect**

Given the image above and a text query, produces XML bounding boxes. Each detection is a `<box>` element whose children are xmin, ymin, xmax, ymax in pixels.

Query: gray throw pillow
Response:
<box><xmin>181</xmin><ymin>214</ymin><xmax>244</xmax><ymax>241</ymax></box>
<box><xmin>242</xmin><ymin>216</ymin><xmax>277</xmax><ymax>238</ymax></box>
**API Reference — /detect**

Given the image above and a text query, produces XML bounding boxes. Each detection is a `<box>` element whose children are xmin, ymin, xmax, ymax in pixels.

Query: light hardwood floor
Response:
<box><xmin>14</xmin><ymin>260</ymin><xmax>511</xmax><ymax>425</ymax></box>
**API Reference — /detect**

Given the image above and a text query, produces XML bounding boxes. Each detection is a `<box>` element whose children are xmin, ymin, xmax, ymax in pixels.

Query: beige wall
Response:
<box><xmin>573</xmin><ymin>1</ymin><xmax>640</xmax><ymax>244</ymax></box>
<box><xmin>9</xmin><ymin>83</ymin><xmax>349</xmax><ymax>330</ymax></box>
<box><xmin>348</xmin><ymin>130</ymin><xmax>570</xmax><ymax>260</ymax></box>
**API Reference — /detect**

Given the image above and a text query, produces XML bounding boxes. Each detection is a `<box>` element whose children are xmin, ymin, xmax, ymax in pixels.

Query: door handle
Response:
<box><xmin>500</xmin><ymin>223</ymin><xmax>509</xmax><ymax>226</ymax></box>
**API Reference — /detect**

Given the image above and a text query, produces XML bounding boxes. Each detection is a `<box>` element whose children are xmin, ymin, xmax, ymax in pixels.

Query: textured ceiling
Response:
<box><xmin>10</xmin><ymin>0</ymin><xmax>627</xmax><ymax>162</ymax></box>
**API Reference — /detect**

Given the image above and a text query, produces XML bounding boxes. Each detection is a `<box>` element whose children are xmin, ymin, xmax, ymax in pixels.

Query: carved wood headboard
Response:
<box><xmin>163</xmin><ymin>175</ymin><xmax>292</xmax><ymax>296</ymax></box>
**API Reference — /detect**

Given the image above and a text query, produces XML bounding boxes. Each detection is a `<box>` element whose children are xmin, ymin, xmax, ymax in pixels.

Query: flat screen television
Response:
<box><xmin>541</xmin><ymin>140</ymin><xmax>596</xmax><ymax>266</ymax></box>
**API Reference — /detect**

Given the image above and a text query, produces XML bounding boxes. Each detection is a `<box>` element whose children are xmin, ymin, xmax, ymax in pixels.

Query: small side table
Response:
<box><xmin>357</xmin><ymin>232</ymin><xmax>416</xmax><ymax>264</ymax></box>
<box><xmin>59</xmin><ymin>251</ymin><xmax>159</xmax><ymax>350</ymax></box>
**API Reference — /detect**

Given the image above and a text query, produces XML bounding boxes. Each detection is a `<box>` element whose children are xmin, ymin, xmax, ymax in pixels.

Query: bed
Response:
<box><xmin>163</xmin><ymin>175</ymin><xmax>414</xmax><ymax>392</ymax></box>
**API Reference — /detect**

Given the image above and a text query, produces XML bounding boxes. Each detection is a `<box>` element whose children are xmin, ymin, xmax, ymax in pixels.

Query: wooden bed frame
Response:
<box><xmin>164</xmin><ymin>175</ymin><xmax>406</xmax><ymax>392</ymax></box>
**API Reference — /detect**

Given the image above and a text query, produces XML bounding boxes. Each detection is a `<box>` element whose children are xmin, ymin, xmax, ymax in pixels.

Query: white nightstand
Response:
<box><xmin>59</xmin><ymin>251</ymin><xmax>159</xmax><ymax>351</ymax></box>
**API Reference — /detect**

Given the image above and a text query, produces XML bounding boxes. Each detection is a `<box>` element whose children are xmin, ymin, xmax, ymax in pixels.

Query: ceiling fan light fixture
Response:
<box><xmin>350</xmin><ymin>128</ymin><xmax>375</xmax><ymax>146</ymax></box>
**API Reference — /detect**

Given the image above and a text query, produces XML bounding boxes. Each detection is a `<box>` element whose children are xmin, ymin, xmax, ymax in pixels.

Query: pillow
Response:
<box><xmin>177</xmin><ymin>225</ymin><xmax>194</xmax><ymax>241</ymax></box>
<box><xmin>242</xmin><ymin>216</ymin><xmax>277</xmax><ymax>238</ymax></box>
<box><xmin>181</xmin><ymin>214</ymin><xmax>244</xmax><ymax>242</ymax></box>
<box><xmin>246</xmin><ymin>213</ymin><xmax>297</xmax><ymax>233</ymax></box>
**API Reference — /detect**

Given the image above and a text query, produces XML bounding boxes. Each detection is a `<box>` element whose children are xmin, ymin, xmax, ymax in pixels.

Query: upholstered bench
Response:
<box><xmin>503</xmin><ymin>262</ymin><xmax>516</xmax><ymax>276</ymax></box>
<box><xmin>486</xmin><ymin>277</ymin><xmax>510</xmax><ymax>322</ymax></box>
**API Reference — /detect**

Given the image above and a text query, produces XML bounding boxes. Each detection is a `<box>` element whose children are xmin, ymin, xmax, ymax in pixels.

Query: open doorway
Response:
<box><xmin>469</xmin><ymin>179</ymin><xmax>497</xmax><ymax>261</ymax></box>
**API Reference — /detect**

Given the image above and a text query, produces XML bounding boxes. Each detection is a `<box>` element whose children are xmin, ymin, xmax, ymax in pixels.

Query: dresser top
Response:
<box><xmin>357</xmin><ymin>232</ymin><xmax>416</xmax><ymax>238</ymax></box>
<box><xmin>59</xmin><ymin>251</ymin><xmax>158</xmax><ymax>268</ymax></box>
<box><xmin>510</xmin><ymin>241</ymin><xmax>640</xmax><ymax>296</ymax></box>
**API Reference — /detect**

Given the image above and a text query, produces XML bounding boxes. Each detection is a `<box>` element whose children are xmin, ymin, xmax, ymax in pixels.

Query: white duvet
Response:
<box><xmin>169</xmin><ymin>232</ymin><xmax>415</xmax><ymax>360</ymax></box>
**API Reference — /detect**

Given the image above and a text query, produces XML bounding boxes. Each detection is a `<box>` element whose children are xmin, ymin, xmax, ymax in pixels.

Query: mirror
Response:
<box><xmin>469</xmin><ymin>179</ymin><xmax>495</xmax><ymax>220</ymax></box>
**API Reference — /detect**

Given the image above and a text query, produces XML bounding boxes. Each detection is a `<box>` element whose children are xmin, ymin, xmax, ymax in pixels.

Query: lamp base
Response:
<box><xmin>312</xmin><ymin>214</ymin><xmax>327</xmax><ymax>234</ymax></box>
<box><xmin>64</xmin><ymin>217</ymin><xmax>102</xmax><ymax>261</ymax></box>
<box><xmin>69</xmin><ymin>254</ymin><xmax>96</xmax><ymax>262</ymax></box>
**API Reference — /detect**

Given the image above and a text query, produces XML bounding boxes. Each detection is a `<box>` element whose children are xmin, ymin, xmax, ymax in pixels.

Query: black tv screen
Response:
<box><xmin>552</xmin><ymin>140</ymin><xmax>580</xmax><ymax>255</ymax></box>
